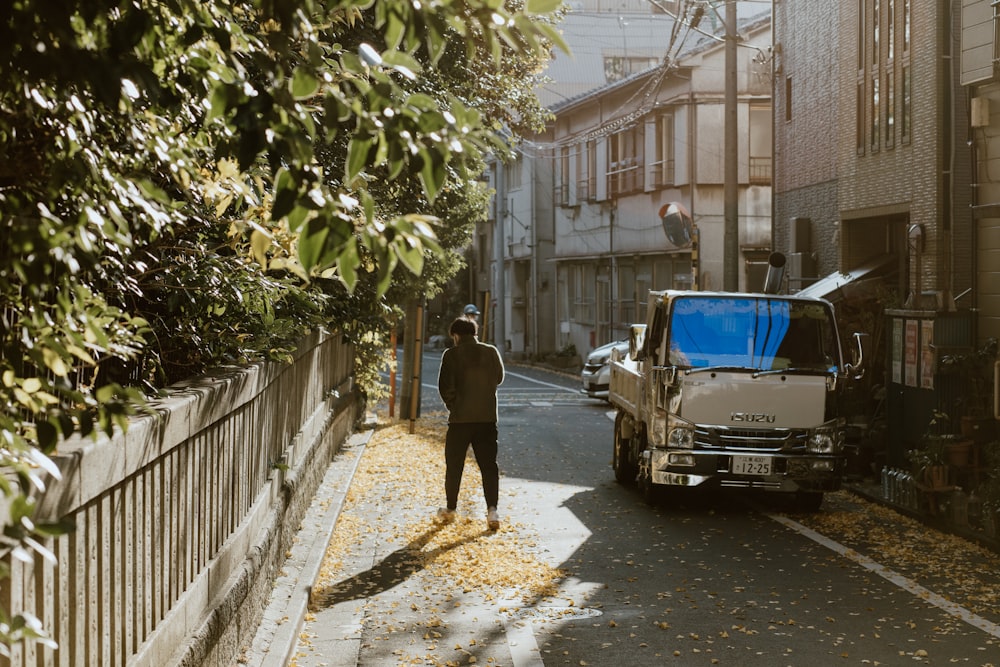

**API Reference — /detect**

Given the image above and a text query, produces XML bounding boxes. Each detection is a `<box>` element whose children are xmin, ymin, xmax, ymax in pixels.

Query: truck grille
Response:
<box><xmin>694</xmin><ymin>427</ymin><xmax>808</xmax><ymax>452</ymax></box>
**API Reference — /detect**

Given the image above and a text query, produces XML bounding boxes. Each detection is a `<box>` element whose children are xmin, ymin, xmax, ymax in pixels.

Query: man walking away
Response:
<box><xmin>436</xmin><ymin>317</ymin><xmax>504</xmax><ymax>530</ymax></box>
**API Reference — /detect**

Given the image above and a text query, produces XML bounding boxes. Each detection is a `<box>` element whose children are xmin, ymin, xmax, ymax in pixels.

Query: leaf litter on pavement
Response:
<box><xmin>293</xmin><ymin>413</ymin><xmax>568</xmax><ymax>666</ymax></box>
<box><xmin>791</xmin><ymin>491</ymin><xmax>1000</xmax><ymax>620</ymax></box>
<box><xmin>779</xmin><ymin>489</ymin><xmax>1000</xmax><ymax>664</ymax></box>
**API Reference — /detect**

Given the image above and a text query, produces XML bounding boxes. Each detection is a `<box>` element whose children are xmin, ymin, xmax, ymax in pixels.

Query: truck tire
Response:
<box><xmin>613</xmin><ymin>412</ymin><xmax>638</xmax><ymax>485</ymax></box>
<box><xmin>796</xmin><ymin>491</ymin><xmax>823</xmax><ymax>512</ymax></box>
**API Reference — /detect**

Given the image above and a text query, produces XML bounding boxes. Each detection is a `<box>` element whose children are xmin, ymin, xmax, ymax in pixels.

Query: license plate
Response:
<box><xmin>731</xmin><ymin>455</ymin><xmax>772</xmax><ymax>475</ymax></box>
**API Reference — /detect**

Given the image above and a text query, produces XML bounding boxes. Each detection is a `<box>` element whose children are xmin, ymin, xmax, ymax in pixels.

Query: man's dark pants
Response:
<box><xmin>444</xmin><ymin>422</ymin><xmax>499</xmax><ymax>510</ymax></box>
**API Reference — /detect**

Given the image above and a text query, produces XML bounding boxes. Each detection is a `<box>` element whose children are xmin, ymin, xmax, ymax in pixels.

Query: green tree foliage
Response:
<box><xmin>0</xmin><ymin>0</ymin><xmax>563</xmax><ymax>653</ymax></box>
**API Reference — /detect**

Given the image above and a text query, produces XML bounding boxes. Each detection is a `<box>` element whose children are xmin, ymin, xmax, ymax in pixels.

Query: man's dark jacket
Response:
<box><xmin>437</xmin><ymin>335</ymin><xmax>505</xmax><ymax>423</ymax></box>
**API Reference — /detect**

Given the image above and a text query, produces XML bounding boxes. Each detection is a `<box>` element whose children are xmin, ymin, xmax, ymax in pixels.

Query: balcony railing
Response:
<box><xmin>650</xmin><ymin>158</ymin><xmax>675</xmax><ymax>188</ymax></box>
<box><xmin>750</xmin><ymin>156</ymin><xmax>772</xmax><ymax>185</ymax></box>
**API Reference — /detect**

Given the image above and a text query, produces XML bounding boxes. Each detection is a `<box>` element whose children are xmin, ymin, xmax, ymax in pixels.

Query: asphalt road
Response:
<box><xmin>286</xmin><ymin>352</ymin><xmax>1000</xmax><ymax>666</ymax></box>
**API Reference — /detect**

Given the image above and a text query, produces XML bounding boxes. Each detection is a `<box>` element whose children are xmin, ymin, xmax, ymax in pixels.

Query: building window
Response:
<box><xmin>785</xmin><ymin>76</ymin><xmax>792</xmax><ymax>122</ymax></box>
<box><xmin>556</xmin><ymin>146</ymin><xmax>570</xmax><ymax>207</ymax></box>
<box><xmin>885</xmin><ymin>70</ymin><xmax>895</xmax><ymax>148</ymax></box>
<box><xmin>886</xmin><ymin>0</ymin><xmax>894</xmax><ymax>60</ymax></box>
<box><xmin>856</xmin><ymin>80</ymin><xmax>866</xmax><ymax>155</ymax></box>
<box><xmin>872</xmin><ymin>0</ymin><xmax>880</xmax><ymax>66</ymax></box>
<box><xmin>597</xmin><ymin>277</ymin><xmax>611</xmax><ymax>339</ymax></box>
<box><xmin>884</xmin><ymin>0</ymin><xmax>894</xmax><ymax>148</ymax></box>
<box><xmin>901</xmin><ymin>65</ymin><xmax>910</xmax><ymax>143</ymax></box>
<box><xmin>901</xmin><ymin>0</ymin><xmax>911</xmax><ymax>144</ymax></box>
<box><xmin>608</xmin><ymin>125</ymin><xmax>642</xmax><ymax>195</ymax></box>
<box><xmin>571</xmin><ymin>264</ymin><xmax>596</xmax><ymax>325</ymax></box>
<box><xmin>586</xmin><ymin>140</ymin><xmax>597</xmax><ymax>201</ymax></box>
<box><xmin>604</xmin><ymin>56</ymin><xmax>660</xmax><ymax>83</ymax></box>
<box><xmin>653</xmin><ymin>112</ymin><xmax>675</xmax><ymax>186</ymax></box>
<box><xmin>856</xmin><ymin>0</ymin><xmax>865</xmax><ymax>154</ymax></box>
<box><xmin>636</xmin><ymin>261</ymin><xmax>652</xmax><ymax>323</ymax></box>
<box><xmin>903</xmin><ymin>0</ymin><xmax>910</xmax><ymax>51</ymax></box>
<box><xmin>869</xmin><ymin>0</ymin><xmax>880</xmax><ymax>153</ymax></box>
<box><xmin>870</xmin><ymin>74</ymin><xmax>880</xmax><ymax>152</ymax></box>
<box><xmin>858</xmin><ymin>0</ymin><xmax>866</xmax><ymax>70</ymax></box>
<box><xmin>749</xmin><ymin>104</ymin><xmax>772</xmax><ymax>185</ymax></box>
<box><xmin>618</xmin><ymin>263</ymin><xmax>636</xmax><ymax>326</ymax></box>
<box><xmin>505</xmin><ymin>155</ymin><xmax>522</xmax><ymax>191</ymax></box>
<box><xmin>575</xmin><ymin>142</ymin><xmax>587</xmax><ymax>202</ymax></box>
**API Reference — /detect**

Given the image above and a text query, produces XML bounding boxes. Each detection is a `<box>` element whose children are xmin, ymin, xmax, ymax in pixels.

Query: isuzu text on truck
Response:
<box><xmin>609</xmin><ymin>273</ymin><xmax>865</xmax><ymax>511</ymax></box>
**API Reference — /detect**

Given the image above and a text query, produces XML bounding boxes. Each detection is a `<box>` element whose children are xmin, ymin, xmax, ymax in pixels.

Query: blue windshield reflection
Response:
<box><xmin>667</xmin><ymin>297</ymin><xmax>837</xmax><ymax>371</ymax></box>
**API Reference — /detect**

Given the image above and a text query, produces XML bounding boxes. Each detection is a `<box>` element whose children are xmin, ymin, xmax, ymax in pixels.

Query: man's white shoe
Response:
<box><xmin>437</xmin><ymin>507</ymin><xmax>456</xmax><ymax>523</ymax></box>
<box><xmin>487</xmin><ymin>507</ymin><xmax>500</xmax><ymax>531</ymax></box>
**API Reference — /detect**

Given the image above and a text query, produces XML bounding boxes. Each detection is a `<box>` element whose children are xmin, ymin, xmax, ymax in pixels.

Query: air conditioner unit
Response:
<box><xmin>787</xmin><ymin>252</ymin><xmax>816</xmax><ymax>293</ymax></box>
<box><xmin>972</xmin><ymin>97</ymin><xmax>990</xmax><ymax>128</ymax></box>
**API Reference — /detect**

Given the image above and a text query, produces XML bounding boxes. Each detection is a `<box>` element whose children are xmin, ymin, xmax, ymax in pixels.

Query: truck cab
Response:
<box><xmin>609</xmin><ymin>290</ymin><xmax>865</xmax><ymax>511</ymax></box>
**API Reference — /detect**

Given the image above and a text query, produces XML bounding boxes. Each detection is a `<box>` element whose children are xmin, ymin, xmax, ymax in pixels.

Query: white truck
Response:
<box><xmin>609</xmin><ymin>282</ymin><xmax>865</xmax><ymax>511</ymax></box>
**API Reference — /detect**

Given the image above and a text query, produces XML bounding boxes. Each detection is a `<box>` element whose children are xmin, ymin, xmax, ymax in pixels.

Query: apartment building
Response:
<box><xmin>775</xmin><ymin>1</ymin><xmax>977</xmax><ymax>458</ymax></box>
<box><xmin>472</xmin><ymin>1</ymin><xmax>771</xmax><ymax>360</ymax></box>
<box><xmin>481</xmin><ymin>9</ymin><xmax>772</xmax><ymax>360</ymax></box>
<box><xmin>543</xmin><ymin>13</ymin><xmax>773</xmax><ymax>357</ymax></box>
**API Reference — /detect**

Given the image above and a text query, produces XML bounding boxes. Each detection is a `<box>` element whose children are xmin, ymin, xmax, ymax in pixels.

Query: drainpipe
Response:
<box><xmin>942</xmin><ymin>0</ymin><xmax>956</xmax><ymax>310</ymax></box>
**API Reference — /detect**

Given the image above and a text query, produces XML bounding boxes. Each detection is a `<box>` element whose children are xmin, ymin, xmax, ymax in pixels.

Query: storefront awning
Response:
<box><xmin>794</xmin><ymin>254</ymin><xmax>895</xmax><ymax>303</ymax></box>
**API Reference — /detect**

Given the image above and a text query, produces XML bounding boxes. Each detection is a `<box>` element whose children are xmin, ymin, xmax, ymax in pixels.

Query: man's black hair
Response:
<box><xmin>449</xmin><ymin>317</ymin><xmax>477</xmax><ymax>337</ymax></box>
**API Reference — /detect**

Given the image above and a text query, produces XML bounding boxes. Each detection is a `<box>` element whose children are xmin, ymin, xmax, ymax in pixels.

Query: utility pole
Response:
<box><xmin>398</xmin><ymin>298</ymin><xmax>423</xmax><ymax>423</ymax></box>
<box><xmin>723</xmin><ymin>0</ymin><xmax>739</xmax><ymax>291</ymax></box>
<box><xmin>494</xmin><ymin>157</ymin><xmax>507</xmax><ymax>360</ymax></box>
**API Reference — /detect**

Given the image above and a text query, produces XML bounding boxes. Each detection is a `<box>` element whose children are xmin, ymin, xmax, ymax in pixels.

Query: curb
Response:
<box><xmin>244</xmin><ymin>423</ymin><xmax>374</xmax><ymax>667</ymax></box>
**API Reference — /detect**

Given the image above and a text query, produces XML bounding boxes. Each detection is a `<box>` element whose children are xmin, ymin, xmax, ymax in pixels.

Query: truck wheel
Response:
<box><xmin>796</xmin><ymin>492</ymin><xmax>823</xmax><ymax>512</ymax></box>
<box><xmin>613</xmin><ymin>413</ymin><xmax>638</xmax><ymax>485</ymax></box>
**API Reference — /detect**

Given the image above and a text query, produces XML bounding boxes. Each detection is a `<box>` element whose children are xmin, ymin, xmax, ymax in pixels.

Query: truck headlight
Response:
<box><xmin>806</xmin><ymin>424</ymin><xmax>843</xmax><ymax>454</ymax></box>
<box><xmin>667</xmin><ymin>426</ymin><xmax>695</xmax><ymax>449</ymax></box>
<box><xmin>667</xmin><ymin>426</ymin><xmax>694</xmax><ymax>449</ymax></box>
<box><xmin>664</xmin><ymin>414</ymin><xmax>695</xmax><ymax>449</ymax></box>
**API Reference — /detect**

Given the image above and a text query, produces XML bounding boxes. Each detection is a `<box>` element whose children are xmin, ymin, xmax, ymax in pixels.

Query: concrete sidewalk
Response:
<box><xmin>241</xmin><ymin>426</ymin><xmax>374</xmax><ymax>667</ymax></box>
<box><xmin>240</xmin><ymin>411</ymin><xmax>577</xmax><ymax>667</ymax></box>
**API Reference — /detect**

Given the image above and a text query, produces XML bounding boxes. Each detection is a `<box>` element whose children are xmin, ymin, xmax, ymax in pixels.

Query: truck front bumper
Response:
<box><xmin>646</xmin><ymin>449</ymin><xmax>843</xmax><ymax>493</ymax></box>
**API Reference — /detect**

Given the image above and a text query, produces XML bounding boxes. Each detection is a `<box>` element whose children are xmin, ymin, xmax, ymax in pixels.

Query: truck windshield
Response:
<box><xmin>667</xmin><ymin>296</ymin><xmax>839</xmax><ymax>372</ymax></box>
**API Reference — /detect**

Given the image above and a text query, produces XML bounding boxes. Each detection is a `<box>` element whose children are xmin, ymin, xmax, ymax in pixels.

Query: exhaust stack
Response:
<box><xmin>762</xmin><ymin>252</ymin><xmax>787</xmax><ymax>294</ymax></box>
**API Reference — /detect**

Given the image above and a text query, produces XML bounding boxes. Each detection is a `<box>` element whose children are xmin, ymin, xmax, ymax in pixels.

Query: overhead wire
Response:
<box><xmin>523</xmin><ymin>0</ymin><xmax>769</xmax><ymax>158</ymax></box>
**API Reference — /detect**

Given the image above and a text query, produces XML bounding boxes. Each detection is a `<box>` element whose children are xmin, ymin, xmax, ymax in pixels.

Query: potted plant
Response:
<box><xmin>907</xmin><ymin>410</ymin><xmax>964</xmax><ymax>487</ymax></box>
<box><xmin>906</xmin><ymin>411</ymin><xmax>953</xmax><ymax>489</ymax></box>
<box><xmin>940</xmin><ymin>337</ymin><xmax>998</xmax><ymax>443</ymax></box>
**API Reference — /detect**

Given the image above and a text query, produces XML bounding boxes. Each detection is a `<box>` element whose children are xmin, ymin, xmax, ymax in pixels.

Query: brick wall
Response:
<box><xmin>775</xmin><ymin>0</ymin><xmax>972</xmax><ymax>300</ymax></box>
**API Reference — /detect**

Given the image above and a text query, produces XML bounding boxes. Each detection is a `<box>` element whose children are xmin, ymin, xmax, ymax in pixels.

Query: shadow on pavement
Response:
<box><xmin>311</xmin><ymin>520</ymin><xmax>486</xmax><ymax>607</ymax></box>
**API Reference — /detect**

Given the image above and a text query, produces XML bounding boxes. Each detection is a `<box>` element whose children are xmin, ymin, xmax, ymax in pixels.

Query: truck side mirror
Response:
<box><xmin>846</xmin><ymin>332</ymin><xmax>867</xmax><ymax>380</ymax></box>
<box><xmin>630</xmin><ymin>324</ymin><xmax>647</xmax><ymax>361</ymax></box>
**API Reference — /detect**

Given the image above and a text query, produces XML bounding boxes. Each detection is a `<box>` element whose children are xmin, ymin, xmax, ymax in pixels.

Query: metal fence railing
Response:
<box><xmin>0</xmin><ymin>330</ymin><xmax>358</xmax><ymax>667</ymax></box>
